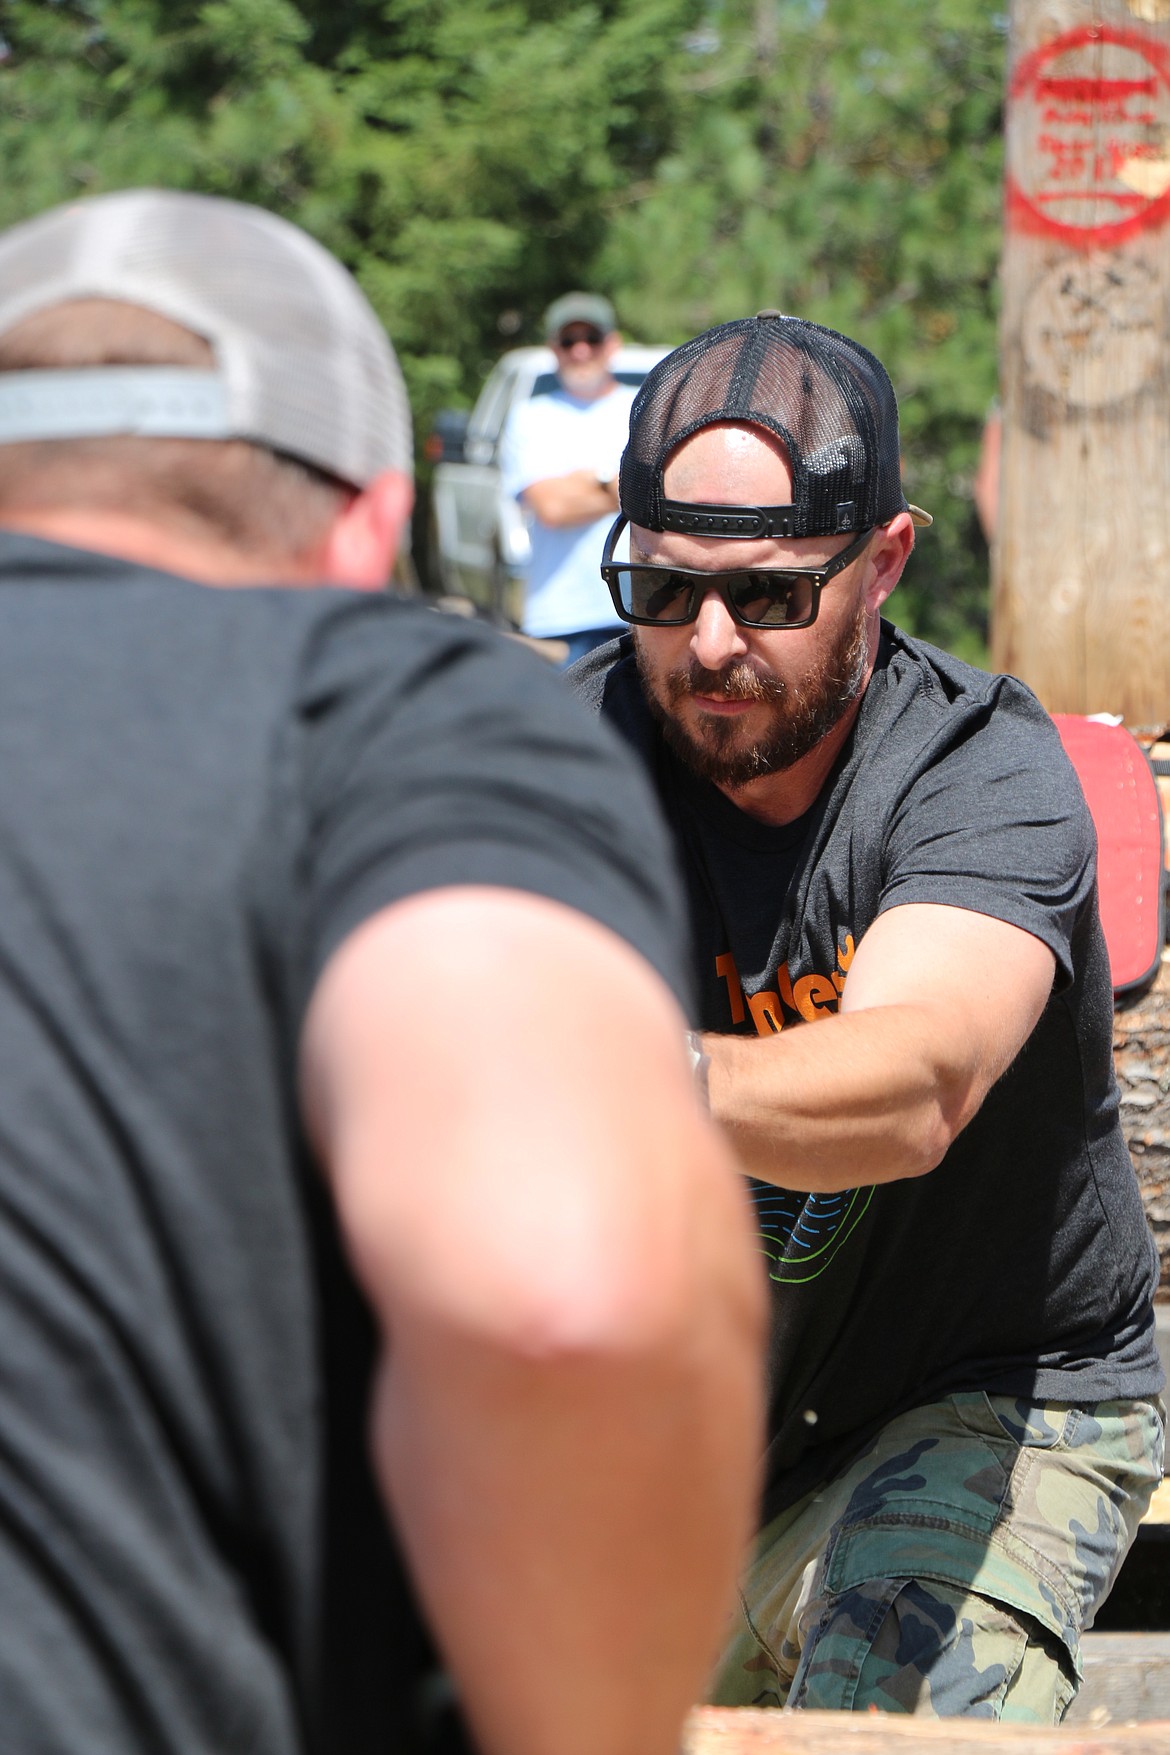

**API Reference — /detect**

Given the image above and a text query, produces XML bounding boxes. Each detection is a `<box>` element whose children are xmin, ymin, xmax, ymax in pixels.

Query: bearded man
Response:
<box><xmin>570</xmin><ymin>312</ymin><xmax>1165</xmax><ymax>1724</ymax></box>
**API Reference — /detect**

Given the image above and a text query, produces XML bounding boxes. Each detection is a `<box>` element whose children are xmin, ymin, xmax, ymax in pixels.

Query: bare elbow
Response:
<box><xmin>910</xmin><ymin>1119</ymin><xmax>953</xmax><ymax>1178</ymax></box>
<box><xmin>490</xmin><ymin>1247</ymin><xmax>699</xmax><ymax>1366</ymax></box>
<box><xmin>911</xmin><ymin>1075</ymin><xmax>984</xmax><ymax>1178</ymax></box>
<box><xmin>495</xmin><ymin>1224</ymin><xmax>766</xmax><ymax>1387</ymax></box>
<box><xmin>346</xmin><ymin>1196</ymin><xmax>702</xmax><ymax>1370</ymax></box>
<box><xmin>519</xmin><ymin>485</ymin><xmax>566</xmax><ymax>527</ymax></box>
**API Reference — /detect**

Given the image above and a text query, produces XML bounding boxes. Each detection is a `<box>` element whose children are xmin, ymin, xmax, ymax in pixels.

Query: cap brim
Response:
<box><xmin>907</xmin><ymin>503</ymin><xmax>933</xmax><ymax>527</ymax></box>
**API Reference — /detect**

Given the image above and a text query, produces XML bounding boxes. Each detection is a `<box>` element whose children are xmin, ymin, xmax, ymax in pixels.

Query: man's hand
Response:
<box><xmin>704</xmin><ymin>902</ymin><xmax>1056</xmax><ymax>1191</ymax></box>
<box><xmin>301</xmin><ymin>887</ymin><xmax>765</xmax><ymax>1755</ymax></box>
<box><xmin>522</xmin><ymin>468</ymin><xmax>620</xmax><ymax>529</ymax></box>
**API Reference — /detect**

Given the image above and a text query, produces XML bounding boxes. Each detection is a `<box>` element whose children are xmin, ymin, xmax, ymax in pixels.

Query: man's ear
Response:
<box><xmin>863</xmin><ymin>512</ymin><xmax>914</xmax><ymax>614</ymax></box>
<box><xmin>320</xmin><ymin>469</ymin><xmax>414</xmax><ymax>591</ymax></box>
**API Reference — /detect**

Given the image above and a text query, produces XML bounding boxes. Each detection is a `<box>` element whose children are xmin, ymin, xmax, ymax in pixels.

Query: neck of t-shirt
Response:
<box><xmin>670</xmin><ymin>753</ymin><xmax>820</xmax><ymax>854</ymax></box>
<box><xmin>556</xmin><ymin>374</ymin><xmax>618</xmax><ymax>407</ymax></box>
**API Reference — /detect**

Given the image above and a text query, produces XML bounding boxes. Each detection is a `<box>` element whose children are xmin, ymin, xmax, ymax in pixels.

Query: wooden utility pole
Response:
<box><xmin>992</xmin><ymin>0</ymin><xmax>1170</xmax><ymax>723</ymax></box>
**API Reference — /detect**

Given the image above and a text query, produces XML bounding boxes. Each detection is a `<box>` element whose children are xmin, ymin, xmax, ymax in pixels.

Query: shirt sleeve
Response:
<box><xmin>291</xmin><ymin>596</ymin><xmax>692</xmax><ymax>1018</ymax></box>
<box><xmin>499</xmin><ymin>399</ymin><xmax>546</xmax><ymax>501</ymax></box>
<box><xmin>876</xmin><ymin>682</ymin><xmax>1097</xmax><ymax>989</ymax></box>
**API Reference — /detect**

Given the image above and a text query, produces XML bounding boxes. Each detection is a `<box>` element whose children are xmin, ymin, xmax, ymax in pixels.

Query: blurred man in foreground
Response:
<box><xmin>572</xmin><ymin>312</ymin><xmax>1164</xmax><ymax>1721</ymax></box>
<box><xmin>500</xmin><ymin>292</ymin><xmax>633</xmax><ymax>664</ymax></box>
<box><xmin>0</xmin><ymin>191</ymin><xmax>765</xmax><ymax>1755</ymax></box>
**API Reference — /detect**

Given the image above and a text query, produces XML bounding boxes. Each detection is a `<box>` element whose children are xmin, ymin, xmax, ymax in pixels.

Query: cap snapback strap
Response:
<box><xmin>0</xmin><ymin>368</ymin><xmax>232</xmax><ymax>443</ymax></box>
<box><xmin>658</xmin><ymin>500</ymin><xmax>801</xmax><ymax>539</ymax></box>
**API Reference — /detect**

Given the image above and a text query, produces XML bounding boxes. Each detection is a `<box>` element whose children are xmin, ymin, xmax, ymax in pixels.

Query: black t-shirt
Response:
<box><xmin>572</xmin><ymin>625</ymin><xmax>1163</xmax><ymax>1519</ymax></box>
<box><xmin>0</xmin><ymin>532</ymin><xmax>691</xmax><ymax>1755</ymax></box>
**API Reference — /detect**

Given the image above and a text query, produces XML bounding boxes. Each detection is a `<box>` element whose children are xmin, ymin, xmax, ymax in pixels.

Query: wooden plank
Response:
<box><xmin>686</xmin><ymin>1707</ymin><xmax>1170</xmax><ymax>1753</ymax></box>
<box><xmin>1145</xmin><ymin>1480</ymin><xmax>1170</xmax><ymax>1523</ymax></box>
<box><xmin>990</xmin><ymin>0</ymin><xmax>1170</xmax><ymax>721</ymax></box>
<box><xmin>1069</xmin><ymin>1633</ymin><xmax>1170</xmax><ymax>1724</ymax></box>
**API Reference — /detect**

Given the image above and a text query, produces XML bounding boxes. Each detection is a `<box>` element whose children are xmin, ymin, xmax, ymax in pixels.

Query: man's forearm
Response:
<box><xmin>703</xmin><ymin>1005</ymin><xmax>980</xmax><ymax>1192</ymax></box>
<box><xmin>702</xmin><ymin>907</ymin><xmax>1056</xmax><ymax>1193</ymax></box>
<box><xmin>522</xmin><ymin>469</ymin><xmax>619</xmax><ymax>528</ymax></box>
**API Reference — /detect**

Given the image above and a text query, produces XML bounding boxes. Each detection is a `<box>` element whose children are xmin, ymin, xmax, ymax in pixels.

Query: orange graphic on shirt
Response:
<box><xmin>716</xmin><ymin>936</ymin><xmax>854</xmax><ymax>1036</ymax></box>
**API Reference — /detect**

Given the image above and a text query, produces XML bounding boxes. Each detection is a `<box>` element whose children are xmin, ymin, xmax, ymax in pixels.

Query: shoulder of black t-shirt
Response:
<box><xmin>564</xmin><ymin>633</ymin><xmax>661</xmax><ymax>759</ymax></box>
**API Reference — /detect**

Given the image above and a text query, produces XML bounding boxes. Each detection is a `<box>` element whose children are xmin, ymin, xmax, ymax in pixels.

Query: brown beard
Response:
<box><xmin>635</xmin><ymin>597</ymin><xmax>871</xmax><ymax>788</ymax></box>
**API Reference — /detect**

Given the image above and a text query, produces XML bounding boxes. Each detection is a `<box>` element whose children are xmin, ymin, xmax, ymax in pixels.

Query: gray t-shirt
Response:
<box><xmin>572</xmin><ymin>623</ymin><xmax>1163</xmax><ymax>1518</ymax></box>
<box><xmin>0</xmin><ymin>531</ymin><xmax>690</xmax><ymax>1754</ymax></box>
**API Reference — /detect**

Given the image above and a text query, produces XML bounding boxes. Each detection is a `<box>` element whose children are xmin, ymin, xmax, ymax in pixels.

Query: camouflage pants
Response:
<box><xmin>711</xmin><ymin>1392</ymin><xmax>1165</xmax><ymax>1720</ymax></box>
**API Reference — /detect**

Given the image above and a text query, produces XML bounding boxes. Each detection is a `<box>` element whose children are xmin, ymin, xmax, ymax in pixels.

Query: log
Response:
<box><xmin>686</xmin><ymin>1708</ymin><xmax>1170</xmax><ymax>1753</ymax></box>
<box><xmin>1072</xmin><ymin>1633</ymin><xmax>1170</xmax><ymax>1722</ymax></box>
<box><xmin>991</xmin><ymin>0</ymin><xmax>1170</xmax><ymax>720</ymax></box>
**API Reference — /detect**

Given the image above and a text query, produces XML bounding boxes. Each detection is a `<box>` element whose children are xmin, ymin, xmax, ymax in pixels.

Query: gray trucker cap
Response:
<box><xmin>0</xmin><ymin>189</ymin><xmax>413</xmax><ymax>485</ymax></box>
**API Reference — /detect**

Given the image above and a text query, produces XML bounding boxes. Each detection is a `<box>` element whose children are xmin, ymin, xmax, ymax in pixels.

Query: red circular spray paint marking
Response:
<box><xmin>1006</xmin><ymin>25</ymin><xmax>1170</xmax><ymax>249</ymax></box>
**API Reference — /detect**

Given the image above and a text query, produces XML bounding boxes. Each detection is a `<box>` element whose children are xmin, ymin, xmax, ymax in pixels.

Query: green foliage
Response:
<box><xmin>0</xmin><ymin>0</ymin><xmax>700</xmax><ymax>421</ymax></box>
<box><xmin>0</xmin><ymin>0</ymin><xmax>1005</xmax><ymax>654</ymax></box>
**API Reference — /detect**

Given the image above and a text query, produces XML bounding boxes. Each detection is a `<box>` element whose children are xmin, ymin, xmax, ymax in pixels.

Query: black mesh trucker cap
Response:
<box><xmin>618</xmin><ymin>311</ymin><xmax>931</xmax><ymax>540</ymax></box>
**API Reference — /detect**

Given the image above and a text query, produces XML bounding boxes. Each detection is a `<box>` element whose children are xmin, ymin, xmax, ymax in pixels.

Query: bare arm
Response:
<box><xmin>521</xmin><ymin>469</ymin><xmax>619</xmax><ymax>528</ymax></box>
<box><xmin>704</xmin><ymin>902</ymin><xmax>1056</xmax><ymax>1192</ymax></box>
<box><xmin>301</xmin><ymin>887</ymin><xmax>765</xmax><ymax>1755</ymax></box>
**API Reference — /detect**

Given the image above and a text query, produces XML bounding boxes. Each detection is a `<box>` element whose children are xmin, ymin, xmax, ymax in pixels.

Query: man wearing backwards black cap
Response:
<box><xmin>0</xmin><ymin>191</ymin><xmax>766</xmax><ymax>1755</ymax></box>
<box><xmin>500</xmin><ymin>291</ymin><xmax>633</xmax><ymax>663</ymax></box>
<box><xmin>571</xmin><ymin>312</ymin><xmax>1164</xmax><ymax>1721</ymax></box>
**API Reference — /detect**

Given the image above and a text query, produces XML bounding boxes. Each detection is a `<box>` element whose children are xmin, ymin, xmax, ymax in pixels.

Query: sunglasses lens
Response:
<box><xmin>729</xmin><ymin>572</ymin><xmax>816</xmax><ymax>627</ymax></box>
<box><xmin>613</xmin><ymin>567</ymin><xmax>696</xmax><ymax>623</ymax></box>
<box><xmin>557</xmin><ymin>327</ymin><xmax>603</xmax><ymax>347</ymax></box>
<box><xmin>606</xmin><ymin>560</ymin><xmax>819</xmax><ymax>628</ymax></box>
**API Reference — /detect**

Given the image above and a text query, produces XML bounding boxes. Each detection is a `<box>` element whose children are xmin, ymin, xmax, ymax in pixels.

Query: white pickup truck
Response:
<box><xmin>427</xmin><ymin>342</ymin><xmax>669</xmax><ymax>626</ymax></box>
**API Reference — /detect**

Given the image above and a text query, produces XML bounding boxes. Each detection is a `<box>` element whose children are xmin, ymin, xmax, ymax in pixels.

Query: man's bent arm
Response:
<box><xmin>704</xmin><ymin>902</ymin><xmax>1056</xmax><ymax>1192</ymax></box>
<box><xmin>301</xmin><ymin>888</ymin><xmax>765</xmax><ymax>1755</ymax></box>
<box><xmin>522</xmin><ymin>470</ymin><xmax>618</xmax><ymax>528</ymax></box>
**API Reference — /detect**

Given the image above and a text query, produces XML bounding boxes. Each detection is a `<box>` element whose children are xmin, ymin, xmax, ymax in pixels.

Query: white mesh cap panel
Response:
<box><xmin>0</xmin><ymin>189</ymin><xmax>412</xmax><ymax>483</ymax></box>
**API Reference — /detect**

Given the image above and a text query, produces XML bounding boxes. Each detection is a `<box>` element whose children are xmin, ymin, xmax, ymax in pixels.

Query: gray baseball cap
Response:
<box><xmin>0</xmin><ymin>188</ymin><xmax>413</xmax><ymax>485</ymax></box>
<box><xmin>542</xmin><ymin>291</ymin><xmax>617</xmax><ymax>341</ymax></box>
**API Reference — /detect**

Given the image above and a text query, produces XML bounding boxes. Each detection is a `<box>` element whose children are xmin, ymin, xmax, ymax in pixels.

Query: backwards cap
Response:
<box><xmin>619</xmin><ymin>312</ymin><xmax>930</xmax><ymax>540</ymax></box>
<box><xmin>0</xmin><ymin>189</ymin><xmax>412</xmax><ymax>486</ymax></box>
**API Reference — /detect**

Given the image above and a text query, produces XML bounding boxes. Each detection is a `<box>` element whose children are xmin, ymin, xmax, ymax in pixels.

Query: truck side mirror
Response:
<box><xmin>424</xmin><ymin>409</ymin><xmax>471</xmax><ymax>464</ymax></box>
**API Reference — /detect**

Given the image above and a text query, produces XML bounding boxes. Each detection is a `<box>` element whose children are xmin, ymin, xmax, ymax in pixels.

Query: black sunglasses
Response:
<box><xmin>600</xmin><ymin>516</ymin><xmax>874</xmax><ymax>630</ymax></box>
<box><xmin>555</xmin><ymin>326</ymin><xmax>605</xmax><ymax>348</ymax></box>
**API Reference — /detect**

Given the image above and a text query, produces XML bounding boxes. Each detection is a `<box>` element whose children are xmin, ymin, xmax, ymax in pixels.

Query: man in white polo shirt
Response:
<box><xmin>501</xmin><ymin>292</ymin><xmax>635</xmax><ymax>664</ymax></box>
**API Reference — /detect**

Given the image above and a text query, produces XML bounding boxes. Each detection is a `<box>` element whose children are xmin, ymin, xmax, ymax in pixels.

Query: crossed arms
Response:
<box><xmin>520</xmin><ymin>470</ymin><xmax>620</xmax><ymax>528</ymax></box>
